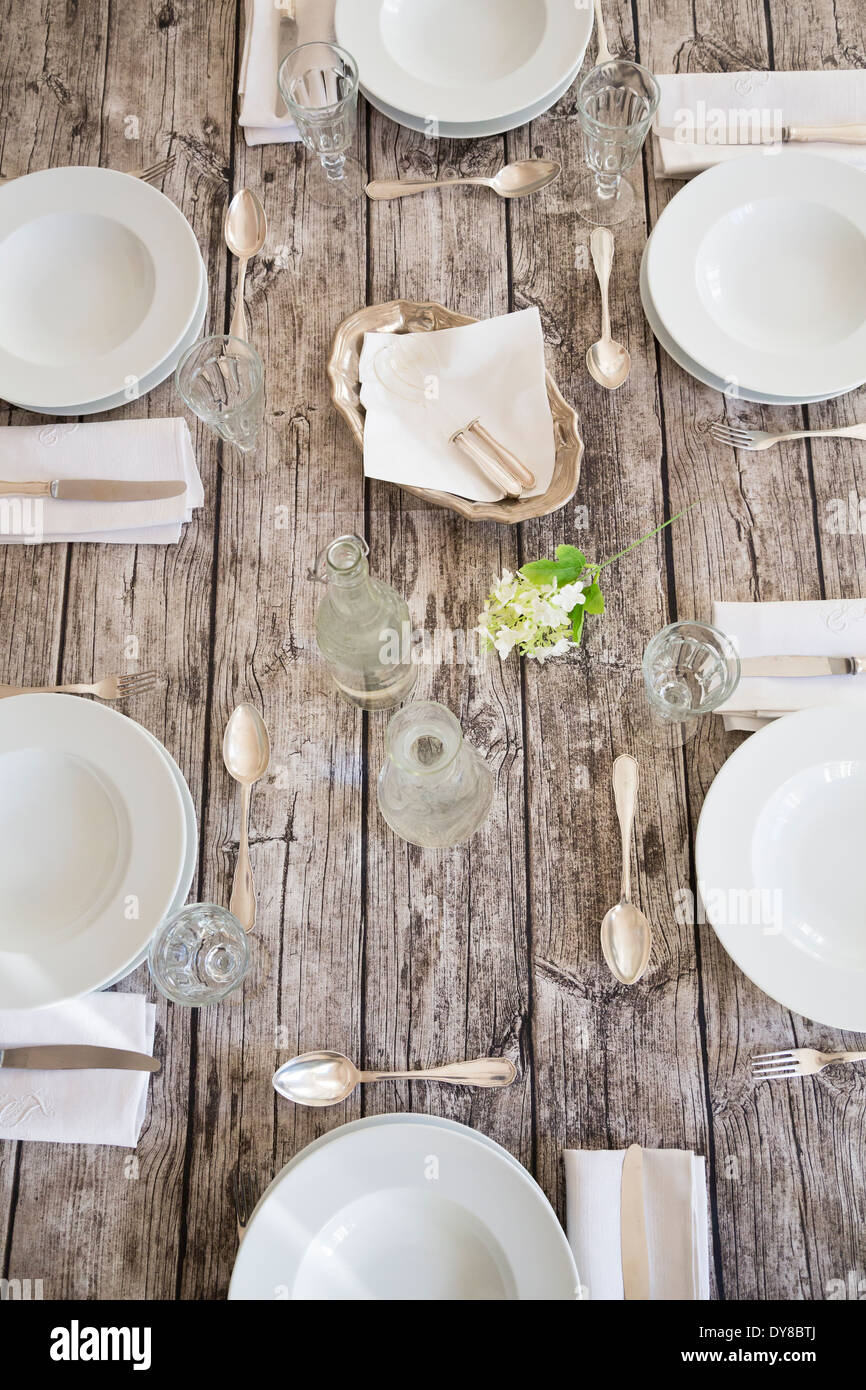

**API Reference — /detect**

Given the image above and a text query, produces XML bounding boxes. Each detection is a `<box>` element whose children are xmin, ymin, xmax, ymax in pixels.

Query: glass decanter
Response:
<box><xmin>314</xmin><ymin>533</ymin><xmax>417</xmax><ymax>712</ymax></box>
<box><xmin>377</xmin><ymin>701</ymin><xmax>494</xmax><ymax>848</ymax></box>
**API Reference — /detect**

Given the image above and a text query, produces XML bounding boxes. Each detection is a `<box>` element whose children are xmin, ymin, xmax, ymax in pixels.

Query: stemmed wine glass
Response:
<box><xmin>278</xmin><ymin>41</ymin><xmax>364</xmax><ymax>205</ymax></box>
<box><xmin>572</xmin><ymin>59</ymin><xmax>660</xmax><ymax>225</ymax></box>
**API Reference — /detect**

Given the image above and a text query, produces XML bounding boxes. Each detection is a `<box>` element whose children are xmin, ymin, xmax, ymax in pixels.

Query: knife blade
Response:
<box><xmin>274</xmin><ymin>1</ymin><xmax>299</xmax><ymax>118</ymax></box>
<box><xmin>655</xmin><ymin>122</ymin><xmax>866</xmax><ymax>147</ymax></box>
<box><xmin>620</xmin><ymin>1143</ymin><xmax>651</xmax><ymax>1300</ymax></box>
<box><xmin>739</xmin><ymin>655</ymin><xmax>866</xmax><ymax>678</ymax></box>
<box><xmin>0</xmin><ymin>1045</ymin><xmax>160</xmax><ymax>1073</ymax></box>
<box><xmin>0</xmin><ymin>479</ymin><xmax>186</xmax><ymax>502</ymax></box>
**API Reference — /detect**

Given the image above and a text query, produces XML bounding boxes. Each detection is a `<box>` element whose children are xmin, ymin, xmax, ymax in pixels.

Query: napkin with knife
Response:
<box><xmin>0</xmin><ymin>993</ymin><xmax>156</xmax><ymax>1147</ymax></box>
<box><xmin>358</xmin><ymin>308</ymin><xmax>556</xmax><ymax>503</ymax></box>
<box><xmin>239</xmin><ymin>0</ymin><xmax>336</xmax><ymax>146</ymax></box>
<box><xmin>0</xmin><ymin>418</ymin><xmax>204</xmax><ymax>545</ymax></box>
<box><xmin>653</xmin><ymin>69</ymin><xmax>866</xmax><ymax>178</ymax></box>
<box><xmin>564</xmin><ymin>1146</ymin><xmax>710</xmax><ymax>1300</ymax></box>
<box><xmin>714</xmin><ymin>598</ymin><xmax>866</xmax><ymax>731</ymax></box>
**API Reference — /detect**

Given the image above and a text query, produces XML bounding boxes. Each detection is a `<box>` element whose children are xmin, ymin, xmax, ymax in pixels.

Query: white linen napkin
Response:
<box><xmin>358</xmin><ymin>308</ymin><xmax>556</xmax><ymax>503</ymax></box>
<box><xmin>239</xmin><ymin>0</ymin><xmax>336</xmax><ymax>146</ymax></box>
<box><xmin>714</xmin><ymin>598</ymin><xmax>866</xmax><ymax>731</ymax></box>
<box><xmin>653</xmin><ymin>70</ymin><xmax>866</xmax><ymax>178</ymax></box>
<box><xmin>0</xmin><ymin>993</ymin><xmax>157</xmax><ymax>1147</ymax></box>
<box><xmin>0</xmin><ymin>418</ymin><xmax>204</xmax><ymax>545</ymax></box>
<box><xmin>564</xmin><ymin>1147</ymin><xmax>710</xmax><ymax>1300</ymax></box>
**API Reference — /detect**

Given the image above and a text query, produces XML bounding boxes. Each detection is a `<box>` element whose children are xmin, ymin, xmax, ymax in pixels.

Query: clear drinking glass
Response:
<box><xmin>642</xmin><ymin>621</ymin><xmax>741</xmax><ymax>721</ymax></box>
<box><xmin>573</xmin><ymin>59</ymin><xmax>660</xmax><ymax>225</ymax></box>
<box><xmin>377</xmin><ymin>701</ymin><xmax>494</xmax><ymax>848</ymax></box>
<box><xmin>278</xmin><ymin>41</ymin><xmax>364</xmax><ymax>205</ymax></box>
<box><xmin>175</xmin><ymin>335</ymin><xmax>264</xmax><ymax>454</ymax></box>
<box><xmin>148</xmin><ymin>902</ymin><xmax>250</xmax><ymax>1007</ymax></box>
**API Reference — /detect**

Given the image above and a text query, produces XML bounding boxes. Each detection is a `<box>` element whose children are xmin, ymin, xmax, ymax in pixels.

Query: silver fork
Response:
<box><xmin>231</xmin><ymin>1170</ymin><xmax>259</xmax><ymax>1241</ymax></box>
<box><xmin>752</xmin><ymin>1048</ymin><xmax>866</xmax><ymax>1079</ymax></box>
<box><xmin>0</xmin><ymin>671</ymin><xmax>159</xmax><ymax>701</ymax></box>
<box><xmin>709</xmin><ymin>420</ymin><xmax>866</xmax><ymax>451</ymax></box>
<box><xmin>0</xmin><ymin>155</ymin><xmax>175</xmax><ymax>188</ymax></box>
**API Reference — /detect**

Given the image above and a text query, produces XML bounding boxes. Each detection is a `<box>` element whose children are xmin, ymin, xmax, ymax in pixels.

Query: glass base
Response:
<box><xmin>304</xmin><ymin>155</ymin><xmax>365</xmax><ymax>206</ymax></box>
<box><xmin>619</xmin><ymin>669</ymin><xmax>702</xmax><ymax>752</ymax></box>
<box><xmin>572</xmin><ymin>166</ymin><xmax>640</xmax><ymax>227</ymax></box>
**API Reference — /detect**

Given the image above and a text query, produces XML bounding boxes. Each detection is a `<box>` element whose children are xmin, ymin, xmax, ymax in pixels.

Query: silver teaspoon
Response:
<box><xmin>224</xmin><ymin>188</ymin><xmax>267</xmax><ymax>343</ymax></box>
<box><xmin>365</xmin><ymin>158</ymin><xmax>561</xmax><ymax>200</ymax></box>
<box><xmin>222</xmin><ymin>702</ymin><xmax>271</xmax><ymax>932</ymax></box>
<box><xmin>600</xmin><ymin>754</ymin><xmax>653</xmax><ymax>984</ymax></box>
<box><xmin>586</xmin><ymin>226</ymin><xmax>631</xmax><ymax>389</ymax></box>
<box><xmin>273</xmin><ymin>1050</ymin><xmax>517</xmax><ymax>1106</ymax></box>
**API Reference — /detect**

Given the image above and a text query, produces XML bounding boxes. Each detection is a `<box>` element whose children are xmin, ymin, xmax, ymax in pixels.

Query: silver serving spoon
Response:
<box><xmin>600</xmin><ymin>754</ymin><xmax>652</xmax><ymax>984</ymax></box>
<box><xmin>224</xmin><ymin>188</ymin><xmax>267</xmax><ymax>343</ymax></box>
<box><xmin>222</xmin><ymin>703</ymin><xmax>271</xmax><ymax>932</ymax></box>
<box><xmin>586</xmin><ymin>226</ymin><xmax>631</xmax><ymax>389</ymax></box>
<box><xmin>273</xmin><ymin>1049</ymin><xmax>517</xmax><ymax>1106</ymax></box>
<box><xmin>365</xmin><ymin>158</ymin><xmax>561</xmax><ymax>201</ymax></box>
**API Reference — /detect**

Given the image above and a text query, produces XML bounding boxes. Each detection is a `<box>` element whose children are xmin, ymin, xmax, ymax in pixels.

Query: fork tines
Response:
<box><xmin>751</xmin><ymin>1049</ymin><xmax>801</xmax><ymax>1078</ymax></box>
<box><xmin>137</xmin><ymin>155</ymin><xmax>176</xmax><ymax>185</ymax></box>
<box><xmin>709</xmin><ymin>421</ymin><xmax>754</xmax><ymax>447</ymax></box>
<box><xmin>115</xmin><ymin>669</ymin><xmax>159</xmax><ymax>697</ymax></box>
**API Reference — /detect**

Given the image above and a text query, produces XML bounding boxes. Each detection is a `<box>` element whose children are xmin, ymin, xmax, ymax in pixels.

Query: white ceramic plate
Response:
<box><xmin>696</xmin><ymin>705</ymin><xmax>866</xmax><ymax>1031</ymax></box>
<box><xmin>0</xmin><ymin>694</ymin><xmax>187</xmax><ymax>1009</ymax></box>
<box><xmin>15</xmin><ymin>258</ymin><xmax>208</xmax><ymax>418</ymax></box>
<box><xmin>99</xmin><ymin>729</ymin><xmax>197</xmax><ymax>989</ymax></box>
<box><xmin>336</xmin><ymin>0</ymin><xmax>592</xmax><ymax>126</ymax></box>
<box><xmin>639</xmin><ymin>230</ymin><xmax>856</xmax><ymax>406</ymax></box>
<box><xmin>359</xmin><ymin>54</ymin><xmax>582</xmax><ymax>139</ymax></box>
<box><xmin>0</xmin><ymin>168</ymin><xmax>203</xmax><ymax>411</ymax></box>
<box><xmin>646</xmin><ymin>153</ymin><xmax>866</xmax><ymax>400</ymax></box>
<box><xmin>229</xmin><ymin>1118</ymin><xmax>579</xmax><ymax>1300</ymax></box>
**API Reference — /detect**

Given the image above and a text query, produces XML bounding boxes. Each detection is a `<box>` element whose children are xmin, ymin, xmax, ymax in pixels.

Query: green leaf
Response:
<box><xmin>570</xmin><ymin>604</ymin><xmax>586</xmax><ymax>644</ymax></box>
<box><xmin>582</xmin><ymin>582</ymin><xmax>605</xmax><ymax>616</ymax></box>
<box><xmin>520</xmin><ymin>554</ymin><xmax>585</xmax><ymax>589</ymax></box>
<box><xmin>554</xmin><ymin>544</ymin><xmax>587</xmax><ymax>570</ymax></box>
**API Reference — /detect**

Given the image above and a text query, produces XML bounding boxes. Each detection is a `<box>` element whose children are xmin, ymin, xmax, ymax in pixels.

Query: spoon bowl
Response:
<box><xmin>490</xmin><ymin>158</ymin><xmax>561</xmax><ymax>198</ymax></box>
<box><xmin>601</xmin><ymin>900</ymin><xmax>653</xmax><ymax>984</ymax></box>
<box><xmin>222</xmin><ymin>702</ymin><xmax>271</xmax><ymax>931</ymax></box>
<box><xmin>586</xmin><ymin>337</ymin><xmax>631</xmax><ymax>389</ymax></box>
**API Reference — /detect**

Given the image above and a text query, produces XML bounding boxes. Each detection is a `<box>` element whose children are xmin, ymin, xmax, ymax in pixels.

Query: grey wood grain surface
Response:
<box><xmin>1</xmin><ymin>0</ymin><xmax>864</xmax><ymax>1300</ymax></box>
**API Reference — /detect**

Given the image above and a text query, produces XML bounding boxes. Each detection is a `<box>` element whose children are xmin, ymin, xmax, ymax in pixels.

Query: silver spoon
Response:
<box><xmin>222</xmin><ymin>702</ymin><xmax>271</xmax><ymax>932</ymax></box>
<box><xmin>224</xmin><ymin>188</ymin><xmax>267</xmax><ymax>343</ymax></box>
<box><xmin>273</xmin><ymin>1050</ymin><xmax>517</xmax><ymax>1106</ymax></box>
<box><xmin>600</xmin><ymin>754</ymin><xmax>652</xmax><ymax>984</ymax></box>
<box><xmin>586</xmin><ymin>226</ymin><xmax>631</xmax><ymax>389</ymax></box>
<box><xmin>365</xmin><ymin>158</ymin><xmax>561</xmax><ymax>201</ymax></box>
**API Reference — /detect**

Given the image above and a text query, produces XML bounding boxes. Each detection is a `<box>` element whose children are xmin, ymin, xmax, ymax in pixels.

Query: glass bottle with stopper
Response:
<box><xmin>313</xmin><ymin>533</ymin><xmax>417</xmax><ymax>712</ymax></box>
<box><xmin>377</xmin><ymin>701</ymin><xmax>494</xmax><ymax>847</ymax></box>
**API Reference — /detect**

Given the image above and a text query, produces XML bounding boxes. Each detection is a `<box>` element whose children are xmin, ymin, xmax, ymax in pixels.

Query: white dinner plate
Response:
<box><xmin>0</xmin><ymin>168</ymin><xmax>203</xmax><ymax>411</ymax></box>
<box><xmin>0</xmin><ymin>694</ymin><xmax>187</xmax><ymax>1009</ymax></box>
<box><xmin>639</xmin><ymin>230</ymin><xmax>856</xmax><ymax>406</ymax></box>
<box><xmin>646</xmin><ymin>152</ymin><xmax>866</xmax><ymax>400</ymax></box>
<box><xmin>695</xmin><ymin>705</ymin><xmax>866</xmax><ymax>1031</ymax></box>
<box><xmin>336</xmin><ymin>0</ymin><xmax>592</xmax><ymax>126</ymax></box>
<box><xmin>15</xmin><ymin>257</ymin><xmax>208</xmax><ymax>418</ymax></box>
<box><xmin>229</xmin><ymin>1118</ymin><xmax>579</xmax><ymax>1300</ymax></box>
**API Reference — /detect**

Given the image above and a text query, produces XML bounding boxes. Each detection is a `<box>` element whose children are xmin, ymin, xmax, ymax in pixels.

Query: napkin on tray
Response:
<box><xmin>653</xmin><ymin>70</ymin><xmax>866</xmax><ymax>178</ymax></box>
<box><xmin>239</xmin><ymin>0</ymin><xmax>336</xmax><ymax>146</ymax></box>
<box><xmin>0</xmin><ymin>993</ymin><xmax>157</xmax><ymax>1147</ymax></box>
<box><xmin>714</xmin><ymin>598</ymin><xmax>866</xmax><ymax>731</ymax></box>
<box><xmin>358</xmin><ymin>307</ymin><xmax>556</xmax><ymax>504</ymax></box>
<box><xmin>564</xmin><ymin>1147</ymin><xmax>710</xmax><ymax>1300</ymax></box>
<box><xmin>0</xmin><ymin>418</ymin><xmax>204</xmax><ymax>545</ymax></box>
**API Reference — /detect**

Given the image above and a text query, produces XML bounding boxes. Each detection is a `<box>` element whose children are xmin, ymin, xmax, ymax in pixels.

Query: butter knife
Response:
<box><xmin>655</xmin><ymin>122</ymin><xmax>866</xmax><ymax>146</ymax></box>
<box><xmin>0</xmin><ymin>479</ymin><xmax>186</xmax><ymax>502</ymax></box>
<box><xmin>0</xmin><ymin>1045</ymin><xmax>160</xmax><ymax>1072</ymax></box>
<box><xmin>739</xmin><ymin>655</ymin><xmax>866</xmax><ymax>677</ymax></box>
<box><xmin>620</xmin><ymin>1143</ymin><xmax>651</xmax><ymax>1300</ymax></box>
<box><xmin>274</xmin><ymin>0</ymin><xmax>298</xmax><ymax>118</ymax></box>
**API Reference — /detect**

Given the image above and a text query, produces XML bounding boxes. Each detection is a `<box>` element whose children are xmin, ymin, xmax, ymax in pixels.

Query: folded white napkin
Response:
<box><xmin>358</xmin><ymin>308</ymin><xmax>556</xmax><ymax>503</ymax></box>
<box><xmin>653</xmin><ymin>70</ymin><xmax>866</xmax><ymax>178</ymax></box>
<box><xmin>0</xmin><ymin>418</ymin><xmax>204</xmax><ymax>545</ymax></box>
<box><xmin>564</xmin><ymin>1147</ymin><xmax>709</xmax><ymax>1300</ymax></box>
<box><xmin>0</xmin><ymin>993</ymin><xmax>156</xmax><ymax>1147</ymax></box>
<box><xmin>714</xmin><ymin>598</ymin><xmax>866</xmax><ymax>731</ymax></box>
<box><xmin>239</xmin><ymin>0</ymin><xmax>336</xmax><ymax>146</ymax></box>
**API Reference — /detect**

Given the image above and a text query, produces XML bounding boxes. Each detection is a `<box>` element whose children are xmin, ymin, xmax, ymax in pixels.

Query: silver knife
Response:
<box><xmin>0</xmin><ymin>1045</ymin><xmax>160</xmax><ymax>1072</ymax></box>
<box><xmin>0</xmin><ymin>479</ymin><xmax>186</xmax><ymax>502</ymax></box>
<box><xmin>620</xmin><ymin>1143</ymin><xmax>651</xmax><ymax>1300</ymax></box>
<box><xmin>655</xmin><ymin>122</ymin><xmax>866</xmax><ymax>147</ymax></box>
<box><xmin>274</xmin><ymin>0</ymin><xmax>298</xmax><ymax>118</ymax></box>
<box><xmin>739</xmin><ymin>655</ymin><xmax>866</xmax><ymax>677</ymax></box>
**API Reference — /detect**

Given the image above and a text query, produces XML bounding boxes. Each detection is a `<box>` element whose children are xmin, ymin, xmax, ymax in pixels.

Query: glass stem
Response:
<box><xmin>594</xmin><ymin>170</ymin><xmax>622</xmax><ymax>202</ymax></box>
<box><xmin>321</xmin><ymin>153</ymin><xmax>346</xmax><ymax>183</ymax></box>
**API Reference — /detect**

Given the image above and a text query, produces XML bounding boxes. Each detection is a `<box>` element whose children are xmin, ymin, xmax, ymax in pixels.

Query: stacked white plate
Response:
<box><xmin>335</xmin><ymin>0</ymin><xmax>593</xmax><ymax>138</ymax></box>
<box><xmin>0</xmin><ymin>694</ymin><xmax>196</xmax><ymax>1009</ymax></box>
<box><xmin>229</xmin><ymin>1113</ymin><xmax>579</xmax><ymax>1300</ymax></box>
<box><xmin>642</xmin><ymin>151</ymin><xmax>866</xmax><ymax>405</ymax></box>
<box><xmin>0</xmin><ymin>167</ymin><xmax>207</xmax><ymax>417</ymax></box>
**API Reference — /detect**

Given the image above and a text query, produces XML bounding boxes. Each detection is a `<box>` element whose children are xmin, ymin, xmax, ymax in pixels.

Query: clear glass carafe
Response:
<box><xmin>314</xmin><ymin>534</ymin><xmax>417</xmax><ymax>711</ymax></box>
<box><xmin>377</xmin><ymin>701</ymin><xmax>494</xmax><ymax>848</ymax></box>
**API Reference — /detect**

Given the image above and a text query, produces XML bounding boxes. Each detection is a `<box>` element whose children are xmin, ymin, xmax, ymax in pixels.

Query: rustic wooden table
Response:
<box><xmin>1</xmin><ymin>0</ymin><xmax>864</xmax><ymax>1302</ymax></box>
